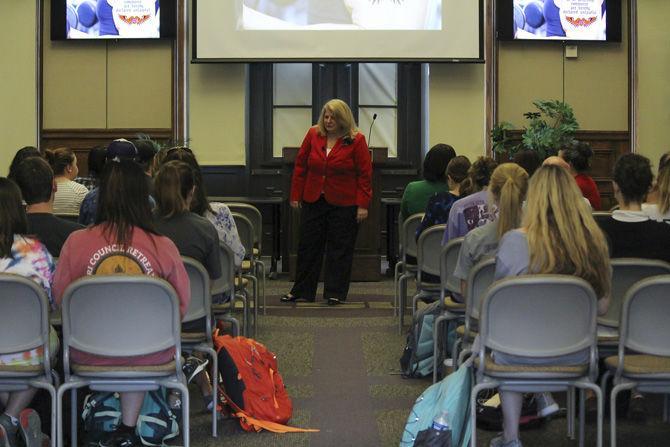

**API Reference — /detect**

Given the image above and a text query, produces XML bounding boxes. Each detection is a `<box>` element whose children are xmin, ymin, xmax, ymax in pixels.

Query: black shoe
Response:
<box><xmin>183</xmin><ymin>355</ymin><xmax>209</xmax><ymax>383</ymax></box>
<box><xmin>99</xmin><ymin>430</ymin><xmax>140</xmax><ymax>447</ymax></box>
<box><xmin>281</xmin><ymin>293</ymin><xmax>298</xmax><ymax>302</ymax></box>
<box><xmin>628</xmin><ymin>395</ymin><xmax>647</xmax><ymax>423</ymax></box>
<box><xmin>327</xmin><ymin>298</ymin><xmax>341</xmax><ymax>306</ymax></box>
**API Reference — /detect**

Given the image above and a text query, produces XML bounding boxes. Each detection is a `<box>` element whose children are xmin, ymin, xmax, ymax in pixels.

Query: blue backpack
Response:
<box><xmin>400</xmin><ymin>359</ymin><xmax>473</xmax><ymax>447</ymax></box>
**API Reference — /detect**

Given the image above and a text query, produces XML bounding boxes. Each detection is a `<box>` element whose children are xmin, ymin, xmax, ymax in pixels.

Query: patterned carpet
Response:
<box><xmin>186</xmin><ymin>275</ymin><xmax>670</xmax><ymax>447</ymax></box>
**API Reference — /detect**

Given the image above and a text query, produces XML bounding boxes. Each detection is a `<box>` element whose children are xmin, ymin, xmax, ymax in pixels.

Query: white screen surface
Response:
<box><xmin>193</xmin><ymin>0</ymin><xmax>482</xmax><ymax>61</ymax></box>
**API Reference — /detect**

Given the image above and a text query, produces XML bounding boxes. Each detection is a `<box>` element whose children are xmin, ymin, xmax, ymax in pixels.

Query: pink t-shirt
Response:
<box><xmin>53</xmin><ymin>225</ymin><xmax>190</xmax><ymax>366</ymax></box>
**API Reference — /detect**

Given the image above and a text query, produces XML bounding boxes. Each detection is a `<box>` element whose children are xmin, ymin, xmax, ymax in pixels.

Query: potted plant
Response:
<box><xmin>492</xmin><ymin>99</ymin><xmax>580</xmax><ymax>160</ymax></box>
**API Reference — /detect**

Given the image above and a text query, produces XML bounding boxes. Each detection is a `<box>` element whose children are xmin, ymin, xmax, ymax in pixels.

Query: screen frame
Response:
<box><xmin>496</xmin><ymin>0</ymin><xmax>622</xmax><ymax>43</ymax></box>
<box><xmin>50</xmin><ymin>0</ymin><xmax>177</xmax><ymax>41</ymax></box>
<box><xmin>190</xmin><ymin>0</ymin><xmax>485</xmax><ymax>63</ymax></box>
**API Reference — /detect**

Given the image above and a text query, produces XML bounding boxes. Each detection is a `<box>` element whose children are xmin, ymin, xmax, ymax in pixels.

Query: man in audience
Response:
<box><xmin>12</xmin><ymin>157</ymin><xmax>83</xmax><ymax>257</ymax></box>
<box><xmin>596</xmin><ymin>153</ymin><xmax>670</xmax><ymax>421</ymax></box>
<box><xmin>79</xmin><ymin>139</ymin><xmax>139</xmax><ymax>225</ymax></box>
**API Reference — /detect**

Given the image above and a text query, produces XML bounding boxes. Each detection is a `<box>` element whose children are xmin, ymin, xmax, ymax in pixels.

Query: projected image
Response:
<box><xmin>240</xmin><ymin>0</ymin><xmax>442</xmax><ymax>30</ymax></box>
<box><xmin>66</xmin><ymin>0</ymin><xmax>161</xmax><ymax>39</ymax></box>
<box><xmin>513</xmin><ymin>0</ymin><xmax>606</xmax><ymax>40</ymax></box>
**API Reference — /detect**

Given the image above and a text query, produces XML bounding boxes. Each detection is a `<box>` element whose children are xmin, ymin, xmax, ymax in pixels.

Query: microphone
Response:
<box><xmin>368</xmin><ymin>113</ymin><xmax>378</xmax><ymax>148</ymax></box>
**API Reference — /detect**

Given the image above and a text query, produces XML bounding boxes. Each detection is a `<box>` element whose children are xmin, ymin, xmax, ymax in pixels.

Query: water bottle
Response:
<box><xmin>431</xmin><ymin>411</ymin><xmax>452</xmax><ymax>447</ymax></box>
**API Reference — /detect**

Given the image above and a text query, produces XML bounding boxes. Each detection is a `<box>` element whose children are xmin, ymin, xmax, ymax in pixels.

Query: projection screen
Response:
<box><xmin>192</xmin><ymin>0</ymin><xmax>483</xmax><ymax>62</ymax></box>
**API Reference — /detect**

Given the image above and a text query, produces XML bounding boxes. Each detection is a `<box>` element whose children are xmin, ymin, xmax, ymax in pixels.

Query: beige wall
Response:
<box><xmin>637</xmin><ymin>1</ymin><xmax>670</xmax><ymax>168</ymax></box>
<box><xmin>1</xmin><ymin>1</ymin><xmax>37</xmax><ymax>170</ymax></box>
<box><xmin>41</xmin><ymin>0</ymin><xmax>172</xmax><ymax>130</ymax></box>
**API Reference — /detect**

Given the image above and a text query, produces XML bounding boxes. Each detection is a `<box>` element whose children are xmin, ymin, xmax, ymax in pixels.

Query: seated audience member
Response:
<box><xmin>45</xmin><ymin>147</ymin><xmax>88</xmax><ymax>215</ymax></box>
<box><xmin>162</xmin><ymin>148</ymin><xmax>246</xmax><ymax>268</ymax></box>
<box><xmin>53</xmin><ymin>160</ymin><xmax>190</xmax><ymax>447</ymax></box>
<box><xmin>452</xmin><ymin>163</ymin><xmax>528</xmax><ymax>301</ymax></box>
<box><xmin>562</xmin><ymin>141</ymin><xmax>601</xmax><ymax>209</ymax></box>
<box><xmin>443</xmin><ymin>156</ymin><xmax>498</xmax><ymax>244</ymax></box>
<box><xmin>78</xmin><ymin>139</ymin><xmax>140</xmax><ymax>226</ymax></box>
<box><xmin>74</xmin><ymin>146</ymin><xmax>106</xmax><ymax>191</ymax></box>
<box><xmin>153</xmin><ymin>160</ymin><xmax>221</xmax><ymax>412</ymax></box>
<box><xmin>400</xmin><ymin>144</ymin><xmax>456</xmax><ymax>221</ymax></box>
<box><xmin>134</xmin><ymin>138</ymin><xmax>158</xmax><ymax>193</ymax></box>
<box><xmin>596</xmin><ymin>153</ymin><xmax>670</xmax><ymax>263</ymax></box>
<box><xmin>415</xmin><ymin>155</ymin><xmax>471</xmax><ymax>240</ymax></box>
<box><xmin>643</xmin><ymin>153</ymin><xmax>670</xmax><ymax>223</ymax></box>
<box><xmin>543</xmin><ymin>155</ymin><xmax>592</xmax><ymax>208</ymax></box>
<box><xmin>492</xmin><ymin>165</ymin><xmax>611</xmax><ymax>447</ymax></box>
<box><xmin>7</xmin><ymin>146</ymin><xmax>41</xmax><ymax>182</ymax></box>
<box><xmin>12</xmin><ymin>157</ymin><xmax>83</xmax><ymax>257</ymax></box>
<box><xmin>0</xmin><ymin>177</ymin><xmax>56</xmax><ymax>446</ymax></box>
<box><xmin>512</xmin><ymin>149</ymin><xmax>541</xmax><ymax>177</ymax></box>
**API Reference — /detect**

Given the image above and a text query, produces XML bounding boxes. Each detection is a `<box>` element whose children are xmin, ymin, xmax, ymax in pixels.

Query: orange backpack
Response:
<box><xmin>213</xmin><ymin>332</ymin><xmax>318</xmax><ymax>433</ymax></box>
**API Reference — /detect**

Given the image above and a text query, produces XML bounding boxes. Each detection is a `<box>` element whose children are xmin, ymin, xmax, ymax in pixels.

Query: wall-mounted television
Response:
<box><xmin>51</xmin><ymin>0</ymin><xmax>177</xmax><ymax>40</ymax></box>
<box><xmin>497</xmin><ymin>0</ymin><xmax>622</xmax><ymax>43</ymax></box>
<box><xmin>192</xmin><ymin>0</ymin><xmax>484</xmax><ymax>62</ymax></box>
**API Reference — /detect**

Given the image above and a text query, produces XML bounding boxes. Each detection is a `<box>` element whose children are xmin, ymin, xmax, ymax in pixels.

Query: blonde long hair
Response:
<box><xmin>657</xmin><ymin>165</ymin><xmax>670</xmax><ymax>215</ymax></box>
<box><xmin>316</xmin><ymin>99</ymin><xmax>359</xmax><ymax>138</ymax></box>
<box><xmin>524</xmin><ymin>165</ymin><xmax>611</xmax><ymax>298</ymax></box>
<box><xmin>489</xmin><ymin>163</ymin><xmax>528</xmax><ymax>239</ymax></box>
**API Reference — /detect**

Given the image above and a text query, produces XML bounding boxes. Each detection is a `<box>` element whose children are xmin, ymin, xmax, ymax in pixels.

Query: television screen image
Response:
<box><xmin>513</xmin><ymin>0</ymin><xmax>606</xmax><ymax>41</ymax></box>
<box><xmin>66</xmin><ymin>0</ymin><xmax>161</xmax><ymax>39</ymax></box>
<box><xmin>240</xmin><ymin>0</ymin><xmax>443</xmax><ymax>31</ymax></box>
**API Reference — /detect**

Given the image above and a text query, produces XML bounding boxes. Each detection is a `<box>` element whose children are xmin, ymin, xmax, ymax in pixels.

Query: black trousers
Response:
<box><xmin>290</xmin><ymin>197</ymin><xmax>359</xmax><ymax>301</ymax></box>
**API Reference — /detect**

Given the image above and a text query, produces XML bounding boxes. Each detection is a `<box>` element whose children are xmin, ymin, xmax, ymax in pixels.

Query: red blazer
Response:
<box><xmin>290</xmin><ymin>126</ymin><xmax>372</xmax><ymax>209</ymax></box>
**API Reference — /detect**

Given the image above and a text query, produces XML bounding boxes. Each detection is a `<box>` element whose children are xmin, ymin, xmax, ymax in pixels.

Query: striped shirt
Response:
<box><xmin>53</xmin><ymin>179</ymin><xmax>88</xmax><ymax>215</ymax></box>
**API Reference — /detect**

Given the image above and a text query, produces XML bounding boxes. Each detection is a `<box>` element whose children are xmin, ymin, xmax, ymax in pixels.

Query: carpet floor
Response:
<box><xmin>186</xmin><ymin>275</ymin><xmax>670</xmax><ymax>447</ymax></box>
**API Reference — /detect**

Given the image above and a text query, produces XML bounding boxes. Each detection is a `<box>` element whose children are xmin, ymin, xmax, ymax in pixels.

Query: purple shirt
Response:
<box><xmin>442</xmin><ymin>190</ymin><xmax>493</xmax><ymax>245</ymax></box>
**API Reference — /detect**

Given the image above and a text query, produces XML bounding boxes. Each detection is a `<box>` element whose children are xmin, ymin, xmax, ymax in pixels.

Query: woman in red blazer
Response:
<box><xmin>282</xmin><ymin>99</ymin><xmax>372</xmax><ymax>305</ymax></box>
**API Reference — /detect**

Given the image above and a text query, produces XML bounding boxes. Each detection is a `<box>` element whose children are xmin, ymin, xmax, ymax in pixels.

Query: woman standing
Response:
<box><xmin>282</xmin><ymin>99</ymin><xmax>372</xmax><ymax>305</ymax></box>
<box><xmin>44</xmin><ymin>147</ymin><xmax>89</xmax><ymax>215</ymax></box>
<box><xmin>490</xmin><ymin>164</ymin><xmax>611</xmax><ymax>447</ymax></box>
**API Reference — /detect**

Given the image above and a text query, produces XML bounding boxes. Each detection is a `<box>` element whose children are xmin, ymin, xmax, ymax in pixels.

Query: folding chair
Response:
<box><xmin>56</xmin><ymin>276</ymin><xmax>190</xmax><ymax>447</ymax></box>
<box><xmin>231</xmin><ymin>212</ymin><xmax>259</xmax><ymax>335</ymax></box>
<box><xmin>396</xmin><ymin>213</ymin><xmax>423</xmax><ymax>333</ymax></box>
<box><xmin>0</xmin><ymin>274</ymin><xmax>57</xmax><ymax>447</ymax></box>
<box><xmin>211</xmin><ymin>243</ymin><xmax>245</xmax><ymax>337</ymax></box>
<box><xmin>411</xmin><ymin>224</ymin><xmax>447</xmax><ymax>314</ymax></box>
<box><xmin>227</xmin><ymin>203</ymin><xmax>267</xmax><ymax>314</ymax></box>
<box><xmin>471</xmin><ymin>275</ymin><xmax>603</xmax><ymax>447</ymax></box>
<box><xmin>181</xmin><ymin>257</ymin><xmax>219</xmax><ymax>437</ymax></box>
<box><xmin>603</xmin><ymin>275</ymin><xmax>670</xmax><ymax>447</ymax></box>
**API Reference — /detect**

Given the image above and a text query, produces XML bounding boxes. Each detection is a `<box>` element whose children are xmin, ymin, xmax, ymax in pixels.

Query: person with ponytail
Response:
<box><xmin>562</xmin><ymin>140</ymin><xmax>601</xmax><ymax>210</ymax></box>
<box><xmin>489</xmin><ymin>164</ymin><xmax>611</xmax><ymax>447</ymax></box>
<box><xmin>53</xmin><ymin>160</ymin><xmax>189</xmax><ymax>447</ymax></box>
<box><xmin>44</xmin><ymin>147</ymin><xmax>89</xmax><ymax>214</ymax></box>
<box><xmin>452</xmin><ymin>163</ymin><xmax>528</xmax><ymax>300</ymax></box>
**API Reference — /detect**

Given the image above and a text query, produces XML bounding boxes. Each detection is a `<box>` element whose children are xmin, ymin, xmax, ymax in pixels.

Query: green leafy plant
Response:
<box><xmin>491</xmin><ymin>100</ymin><xmax>580</xmax><ymax>160</ymax></box>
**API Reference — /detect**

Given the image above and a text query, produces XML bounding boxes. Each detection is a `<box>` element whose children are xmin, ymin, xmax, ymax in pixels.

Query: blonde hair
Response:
<box><xmin>524</xmin><ymin>165</ymin><xmax>611</xmax><ymax>298</ymax></box>
<box><xmin>316</xmin><ymin>99</ymin><xmax>358</xmax><ymax>138</ymax></box>
<box><xmin>657</xmin><ymin>166</ymin><xmax>670</xmax><ymax>215</ymax></box>
<box><xmin>489</xmin><ymin>163</ymin><xmax>528</xmax><ymax>239</ymax></box>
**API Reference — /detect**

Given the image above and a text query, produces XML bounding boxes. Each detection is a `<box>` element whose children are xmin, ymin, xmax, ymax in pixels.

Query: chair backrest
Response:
<box><xmin>440</xmin><ymin>237</ymin><xmax>464</xmax><ymax>294</ymax></box>
<box><xmin>181</xmin><ymin>257</ymin><xmax>212</xmax><ymax>333</ymax></box>
<box><xmin>479</xmin><ymin>275</ymin><xmax>597</xmax><ymax>365</ymax></box>
<box><xmin>591</xmin><ymin>211</ymin><xmax>612</xmax><ymax>218</ymax></box>
<box><xmin>465</xmin><ymin>257</ymin><xmax>496</xmax><ymax>324</ymax></box>
<box><xmin>416</xmin><ymin>224</ymin><xmax>446</xmax><ymax>283</ymax></box>
<box><xmin>227</xmin><ymin>203</ymin><xmax>262</xmax><ymax>251</ymax></box>
<box><xmin>619</xmin><ymin>275</ymin><xmax>670</xmax><ymax>360</ymax></box>
<box><xmin>599</xmin><ymin>258</ymin><xmax>670</xmax><ymax>327</ymax></box>
<box><xmin>231</xmin><ymin>212</ymin><xmax>255</xmax><ymax>261</ymax></box>
<box><xmin>400</xmin><ymin>213</ymin><xmax>424</xmax><ymax>263</ymax></box>
<box><xmin>61</xmin><ymin>276</ymin><xmax>181</xmax><ymax>374</ymax></box>
<box><xmin>55</xmin><ymin>213</ymin><xmax>79</xmax><ymax>223</ymax></box>
<box><xmin>0</xmin><ymin>274</ymin><xmax>52</xmax><ymax>374</ymax></box>
<box><xmin>210</xmin><ymin>242</ymin><xmax>236</xmax><ymax>296</ymax></box>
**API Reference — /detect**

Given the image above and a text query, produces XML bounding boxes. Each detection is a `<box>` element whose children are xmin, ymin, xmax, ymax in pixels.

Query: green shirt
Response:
<box><xmin>400</xmin><ymin>180</ymin><xmax>451</xmax><ymax>220</ymax></box>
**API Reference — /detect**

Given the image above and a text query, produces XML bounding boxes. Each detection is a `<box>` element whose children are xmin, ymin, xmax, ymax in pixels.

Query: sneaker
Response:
<box><xmin>98</xmin><ymin>430</ymin><xmax>140</xmax><ymax>447</ymax></box>
<box><xmin>182</xmin><ymin>356</ymin><xmax>209</xmax><ymax>383</ymax></box>
<box><xmin>0</xmin><ymin>414</ymin><xmax>19</xmax><ymax>447</ymax></box>
<box><xmin>18</xmin><ymin>409</ymin><xmax>42</xmax><ymax>447</ymax></box>
<box><xmin>327</xmin><ymin>298</ymin><xmax>341</xmax><ymax>306</ymax></box>
<box><xmin>628</xmin><ymin>395</ymin><xmax>647</xmax><ymax>423</ymax></box>
<box><xmin>490</xmin><ymin>435</ymin><xmax>523</xmax><ymax>447</ymax></box>
<box><xmin>535</xmin><ymin>392</ymin><xmax>560</xmax><ymax>418</ymax></box>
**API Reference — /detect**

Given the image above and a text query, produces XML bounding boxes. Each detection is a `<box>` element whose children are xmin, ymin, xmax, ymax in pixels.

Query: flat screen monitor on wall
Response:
<box><xmin>192</xmin><ymin>0</ymin><xmax>484</xmax><ymax>62</ymax></box>
<box><xmin>51</xmin><ymin>0</ymin><xmax>177</xmax><ymax>40</ymax></box>
<box><xmin>497</xmin><ymin>0</ymin><xmax>622</xmax><ymax>42</ymax></box>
